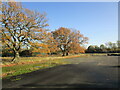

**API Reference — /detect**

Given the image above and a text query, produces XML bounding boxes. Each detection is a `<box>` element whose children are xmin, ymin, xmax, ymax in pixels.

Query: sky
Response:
<box><xmin>22</xmin><ymin>2</ymin><xmax>118</xmax><ymax>47</ymax></box>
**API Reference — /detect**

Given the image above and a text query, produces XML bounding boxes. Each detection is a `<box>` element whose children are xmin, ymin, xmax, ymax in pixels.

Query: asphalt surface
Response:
<box><xmin>2</xmin><ymin>56</ymin><xmax>119</xmax><ymax>89</ymax></box>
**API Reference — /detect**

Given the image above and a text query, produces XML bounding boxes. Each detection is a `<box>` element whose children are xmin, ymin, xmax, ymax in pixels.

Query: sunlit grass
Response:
<box><xmin>1</xmin><ymin>53</ymin><xmax>109</xmax><ymax>79</ymax></box>
<box><xmin>1</xmin><ymin>55</ymin><xmax>85</xmax><ymax>78</ymax></box>
<box><xmin>1</xmin><ymin>57</ymin><xmax>63</xmax><ymax>66</ymax></box>
<box><xmin>2</xmin><ymin>58</ymin><xmax>69</xmax><ymax>79</ymax></box>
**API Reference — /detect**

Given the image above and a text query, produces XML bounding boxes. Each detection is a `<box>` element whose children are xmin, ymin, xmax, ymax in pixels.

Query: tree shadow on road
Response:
<box><xmin>21</xmin><ymin>83</ymin><xmax>119</xmax><ymax>88</ymax></box>
<box><xmin>104</xmin><ymin>66</ymin><xmax>120</xmax><ymax>68</ymax></box>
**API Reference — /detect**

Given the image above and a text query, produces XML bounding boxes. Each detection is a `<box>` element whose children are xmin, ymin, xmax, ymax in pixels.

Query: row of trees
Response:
<box><xmin>85</xmin><ymin>41</ymin><xmax>120</xmax><ymax>53</ymax></box>
<box><xmin>1</xmin><ymin>1</ymin><xmax>88</xmax><ymax>61</ymax></box>
<box><xmin>2</xmin><ymin>27</ymin><xmax>88</xmax><ymax>57</ymax></box>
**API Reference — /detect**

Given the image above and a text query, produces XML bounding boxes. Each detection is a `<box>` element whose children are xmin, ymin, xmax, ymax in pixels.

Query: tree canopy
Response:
<box><xmin>1</xmin><ymin>1</ymin><xmax>48</xmax><ymax>61</ymax></box>
<box><xmin>52</xmin><ymin>27</ymin><xmax>88</xmax><ymax>56</ymax></box>
<box><xmin>1</xmin><ymin>1</ymin><xmax>89</xmax><ymax>60</ymax></box>
<box><xmin>85</xmin><ymin>41</ymin><xmax>120</xmax><ymax>53</ymax></box>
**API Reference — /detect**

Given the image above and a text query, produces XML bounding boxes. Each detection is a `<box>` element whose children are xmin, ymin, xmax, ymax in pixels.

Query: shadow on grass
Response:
<box><xmin>2</xmin><ymin>59</ymin><xmax>12</xmax><ymax>62</ymax></box>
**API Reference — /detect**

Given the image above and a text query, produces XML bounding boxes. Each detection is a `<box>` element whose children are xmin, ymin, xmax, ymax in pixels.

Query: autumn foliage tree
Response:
<box><xmin>31</xmin><ymin>32</ymin><xmax>59</xmax><ymax>56</ymax></box>
<box><xmin>69</xmin><ymin>43</ymin><xmax>86</xmax><ymax>54</ymax></box>
<box><xmin>52</xmin><ymin>27</ymin><xmax>88</xmax><ymax>56</ymax></box>
<box><xmin>1</xmin><ymin>1</ymin><xmax>48</xmax><ymax>61</ymax></box>
<box><xmin>44</xmin><ymin>32</ymin><xmax>59</xmax><ymax>54</ymax></box>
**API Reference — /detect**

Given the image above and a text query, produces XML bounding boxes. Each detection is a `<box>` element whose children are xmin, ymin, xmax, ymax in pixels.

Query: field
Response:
<box><xmin>1</xmin><ymin>53</ymin><xmax>118</xmax><ymax>79</ymax></box>
<box><xmin>1</xmin><ymin>57</ymin><xmax>67</xmax><ymax>79</ymax></box>
<box><xmin>1</xmin><ymin>54</ymin><xmax>92</xmax><ymax>78</ymax></box>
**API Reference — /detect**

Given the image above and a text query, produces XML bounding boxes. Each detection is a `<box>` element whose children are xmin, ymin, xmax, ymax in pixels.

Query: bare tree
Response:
<box><xmin>1</xmin><ymin>1</ymin><xmax>48</xmax><ymax>61</ymax></box>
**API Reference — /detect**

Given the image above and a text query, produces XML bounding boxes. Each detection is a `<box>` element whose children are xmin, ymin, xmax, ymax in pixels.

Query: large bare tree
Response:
<box><xmin>1</xmin><ymin>1</ymin><xmax>48</xmax><ymax>61</ymax></box>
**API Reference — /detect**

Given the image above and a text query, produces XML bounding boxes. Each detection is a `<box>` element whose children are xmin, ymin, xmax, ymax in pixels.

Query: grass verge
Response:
<box><xmin>2</xmin><ymin>58</ymin><xmax>69</xmax><ymax>79</ymax></box>
<box><xmin>1</xmin><ymin>53</ymin><xmax>108</xmax><ymax>79</ymax></box>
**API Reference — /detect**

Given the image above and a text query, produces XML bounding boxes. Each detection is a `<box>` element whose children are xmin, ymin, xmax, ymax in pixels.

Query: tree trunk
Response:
<box><xmin>66</xmin><ymin>52</ymin><xmax>69</xmax><ymax>56</ymax></box>
<box><xmin>62</xmin><ymin>51</ymin><xmax>65</xmax><ymax>56</ymax></box>
<box><xmin>12</xmin><ymin>51</ymin><xmax>20</xmax><ymax>62</ymax></box>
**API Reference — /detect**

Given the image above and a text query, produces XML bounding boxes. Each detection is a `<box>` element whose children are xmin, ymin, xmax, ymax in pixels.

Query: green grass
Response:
<box><xmin>2</xmin><ymin>53</ymin><xmax>110</xmax><ymax>79</ymax></box>
<box><xmin>2</xmin><ymin>58</ymin><xmax>69</xmax><ymax>79</ymax></box>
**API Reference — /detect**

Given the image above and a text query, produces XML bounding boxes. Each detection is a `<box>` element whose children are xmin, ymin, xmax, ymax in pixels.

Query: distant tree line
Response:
<box><xmin>85</xmin><ymin>41</ymin><xmax>120</xmax><ymax>53</ymax></box>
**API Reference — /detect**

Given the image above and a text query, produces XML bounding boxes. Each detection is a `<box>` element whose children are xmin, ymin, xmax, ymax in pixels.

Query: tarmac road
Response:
<box><xmin>2</xmin><ymin>56</ymin><xmax>119</xmax><ymax>89</ymax></box>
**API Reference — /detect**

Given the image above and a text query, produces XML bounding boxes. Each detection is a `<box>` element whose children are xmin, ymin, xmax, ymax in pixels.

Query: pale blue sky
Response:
<box><xmin>22</xmin><ymin>2</ymin><xmax>118</xmax><ymax>47</ymax></box>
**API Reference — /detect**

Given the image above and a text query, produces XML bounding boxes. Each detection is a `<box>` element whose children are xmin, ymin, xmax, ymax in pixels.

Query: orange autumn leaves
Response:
<box><xmin>30</xmin><ymin>27</ymin><xmax>88</xmax><ymax>56</ymax></box>
<box><xmin>52</xmin><ymin>27</ymin><xmax>88</xmax><ymax>56</ymax></box>
<box><xmin>31</xmin><ymin>32</ymin><xmax>59</xmax><ymax>55</ymax></box>
<box><xmin>1</xmin><ymin>1</ymin><xmax>88</xmax><ymax>58</ymax></box>
<box><xmin>1</xmin><ymin>1</ymin><xmax>49</xmax><ymax>61</ymax></box>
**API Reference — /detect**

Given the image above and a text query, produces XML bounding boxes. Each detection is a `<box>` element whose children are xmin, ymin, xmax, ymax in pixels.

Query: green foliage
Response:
<box><xmin>86</xmin><ymin>41</ymin><xmax>120</xmax><ymax>53</ymax></box>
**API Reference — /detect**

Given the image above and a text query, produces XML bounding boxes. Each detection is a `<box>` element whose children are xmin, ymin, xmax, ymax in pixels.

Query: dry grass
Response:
<box><xmin>1</xmin><ymin>53</ymin><xmax>107</xmax><ymax>67</ymax></box>
<box><xmin>1</xmin><ymin>57</ymin><xmax>63</xmax><ymax>67</ymax></box>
